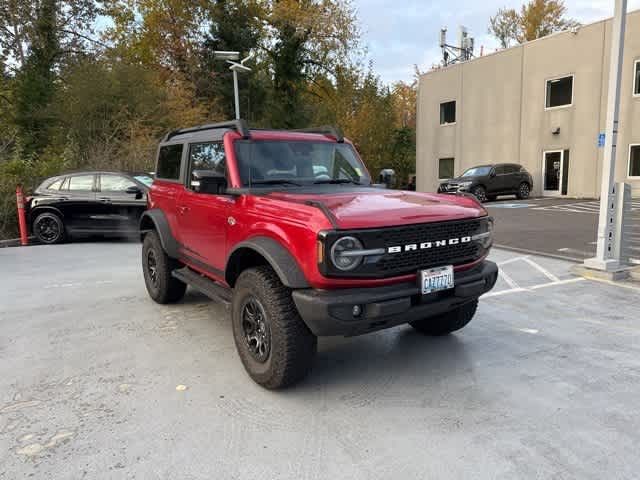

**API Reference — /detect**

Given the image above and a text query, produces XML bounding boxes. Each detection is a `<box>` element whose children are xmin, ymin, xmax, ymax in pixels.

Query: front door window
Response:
<box><xmin>543</xmin><ymin>150</ymin><xmax>569</xmax><ymax>196</ymax></box>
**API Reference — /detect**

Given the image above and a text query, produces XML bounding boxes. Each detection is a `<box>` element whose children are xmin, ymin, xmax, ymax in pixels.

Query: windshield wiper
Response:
<box><xmin>250</xmin><ymin>179</ymin><xmax>303</xmax><ymax>187</ymax></box>
<box><xmin>313</xmin><ymin>178</ymin><xmax>361</xmax><ymax>185</ymax></box>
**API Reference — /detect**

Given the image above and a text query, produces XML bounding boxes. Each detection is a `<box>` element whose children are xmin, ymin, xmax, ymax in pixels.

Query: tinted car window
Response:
<box><xmin>494</xmin><ymin>165</ymin><xmax>507</xmax><ymax>175</ymax></box>
<box><xmin>101</xmin><ymin>175</ymin><xmax>137</xmax><ymax>192</ymax></box>
<box><xmin>504</xmin><ymin>165</ymin><xmax>520</xmax><ymax>174</ymax></box>
<box><xmin>68</xmin><ymin>175</ymin><xmax>94</xmax><ymax>191</ymax></box>
<box><xmin>461</xmin><ymin>166</ymin><xmax>492</xmax><ymax>177</ymax></box>
<box><xmin>157</xmin><ymin>144</ymin><xmax>183</xmax><ymax>180</ymax></box>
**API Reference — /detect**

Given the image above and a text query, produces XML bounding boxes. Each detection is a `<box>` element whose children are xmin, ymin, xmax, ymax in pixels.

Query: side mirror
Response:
<box><xmin>125</xmin><ymin>185</ymin><xmax>143</xmax><ymax>199</ymax></box>
<box><xmin>192</xmin><ymin>169</ymin><xmax>227</xmax><ymax>194</ymax></box>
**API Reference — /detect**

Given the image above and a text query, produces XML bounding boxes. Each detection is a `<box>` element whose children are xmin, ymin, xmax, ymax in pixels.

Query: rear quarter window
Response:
<box><xmin>157</xmin><ymin>144</ymin><xmax>184</xmax><ymax>180</ymax></box>
<box><xmin>45</xmin><ymin>178</ymin><xmax>63</xmax><ymax>190</ymax></box>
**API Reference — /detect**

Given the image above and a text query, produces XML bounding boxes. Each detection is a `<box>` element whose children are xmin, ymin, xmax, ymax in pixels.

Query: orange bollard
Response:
<box><xmin>16</xmin><ymin>185</ymin><xmax>29</xmax><ymax>246</ymax></box>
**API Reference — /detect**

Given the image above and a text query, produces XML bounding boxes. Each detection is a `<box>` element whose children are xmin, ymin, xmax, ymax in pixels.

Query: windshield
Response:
<box><xmin>134</xmin><ymin>175</ymin><xmax>154</xmax><ymax>187</ymax></box>
<box><xmin>234</xmin><ymin>141</ymin><xmax>370</xmax><ymax>187</ymax></box>
<box><xmin>461</xmin><ymin>166</ymin><xmax>492</xmax><ymax>177</ymax></box>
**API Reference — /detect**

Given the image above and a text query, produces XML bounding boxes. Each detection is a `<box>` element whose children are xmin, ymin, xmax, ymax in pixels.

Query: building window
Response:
<box><xmin>634</xmin><ymin>60</ymin><xmax>640</xmax><ymax>96</ymax></box>
<box><xmin>629</xmin><ymin>145</ymin><xmax>640</xmax><ymax>178</ymax></box>
<box><xmin>439</xmin><ymin>158</ymin><xmax>455</xmax><ymax>180</ymax></box>
<box><xmin>440</xmin><ymin>101</ymin><xmax>456</xmax><ymax>124</ymax></box>
<box><xmin>545</xmin><ymin>75</ymin><xmax>573</xmax><ymax>109</ymax></box>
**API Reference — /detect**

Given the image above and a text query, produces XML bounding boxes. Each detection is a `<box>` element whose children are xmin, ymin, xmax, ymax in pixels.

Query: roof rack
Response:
<box><xmin>291</xmin><ymin>126</ymin><xmax>344</xmax><ymax>143</ymax></box>
<box><xmin>163</xmin><ymin>119</ymin><xmax>250</xmax><ymax>141</ymax></box>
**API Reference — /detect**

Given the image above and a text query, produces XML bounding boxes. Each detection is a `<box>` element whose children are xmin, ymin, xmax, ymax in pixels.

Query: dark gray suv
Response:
<box><xmin>438</xmin><ymin>163</ymin><xmax>533</xmax><ymax>202</ymax></box>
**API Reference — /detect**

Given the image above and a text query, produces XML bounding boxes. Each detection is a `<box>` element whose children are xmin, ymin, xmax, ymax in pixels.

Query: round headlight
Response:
<box><xmin>330</xmin><ymin>236</ymin><xmax>364</xmax><ymax>271</ymax></box>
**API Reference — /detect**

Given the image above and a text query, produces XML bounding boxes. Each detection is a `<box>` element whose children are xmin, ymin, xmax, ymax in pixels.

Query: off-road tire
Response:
<box><xmin>516</xmin><ymin>182</ymin><xmax>531</xmax><ymax>200</ymax></box>
<box><xmin>142</xmin><ymin>230</ymin><xmax>186</xmax><ymax>304</ymax></box>
<box><xmin>409</xmin><ymin>300</ymin><xmax>478</xmax><ymax>336</ymax></box>
<box><xmin>231</xmin><ymin>266</ymin><xmax>317</xmax><ymax>389</ymax></box>
<box><xmin>33</xmin><ymin>212</ymin><xmax>65</xmax><ymax>244</ymax></box>
<box><xmin>471</xmin><ymin>186</ymin><xmax>487</xmax><ymax>202</ymax></box>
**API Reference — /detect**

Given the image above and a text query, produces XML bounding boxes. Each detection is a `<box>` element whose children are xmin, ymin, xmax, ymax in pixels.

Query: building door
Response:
<box><xmin>542</xmin><ymin>150</ymin><xmax>567</xmax><ymax>196</ymax></box>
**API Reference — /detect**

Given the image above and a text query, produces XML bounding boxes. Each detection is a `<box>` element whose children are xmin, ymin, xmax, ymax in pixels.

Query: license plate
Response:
<box><xmin>421</xmin><ymin>265</ymin><xmax>454</xmax><ymax>295</ymax></box>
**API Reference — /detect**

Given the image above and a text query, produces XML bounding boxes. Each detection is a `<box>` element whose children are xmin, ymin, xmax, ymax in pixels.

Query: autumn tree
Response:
<box><xmin>102</xmin><ymin>0</ymin><xmax>210</xmax><ymax>82</ymax></box>
<box><xmin>489</xmin><ymin>0</ymin><xmax>579</xmax><ymax>48</ymax></box>
<box><xmin>264</xmin><ymin>0</ymin><xmax>361</xmax><ymax>128</ymax></box>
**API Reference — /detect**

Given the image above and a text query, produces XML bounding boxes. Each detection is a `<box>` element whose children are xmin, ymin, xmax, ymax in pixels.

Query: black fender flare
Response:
<box><xmin>139</xmin><ymin>209</ymin><xmax>179</xmax><ymax>258</ymax></box>
<box><xmin>226</xmin><ymin>237</ymin><xmax>309</xmax><ymax>289</ymax></box>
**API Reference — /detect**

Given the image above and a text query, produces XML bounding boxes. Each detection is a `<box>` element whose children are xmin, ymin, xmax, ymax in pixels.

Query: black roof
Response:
<box><xmin>161</xmin><ymin>119</ymin><xmax>344</xmax><ymax>144</ymax></box>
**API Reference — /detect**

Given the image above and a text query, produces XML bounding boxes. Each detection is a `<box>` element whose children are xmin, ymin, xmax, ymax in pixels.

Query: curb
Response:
<box><xmin>570</xmin><ymin>264</ymin><xmax>633</xmax><ymax>282</ymax></box>
<box><xmin>0</xmin><ymin>237</ymin><xmax>36</xmax><ymax>248</ymax></box>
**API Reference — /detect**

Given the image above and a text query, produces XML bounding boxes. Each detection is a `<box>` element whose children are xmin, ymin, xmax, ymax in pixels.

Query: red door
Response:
<box><xmin>176</xmin><ymin>141</ymin><xmax>231</xmax><ymax>279</ymax></box>
<box><xmin>176</xmin><ymin>189</ymin><xmax>232</xmax><ymax>277</ymax></box>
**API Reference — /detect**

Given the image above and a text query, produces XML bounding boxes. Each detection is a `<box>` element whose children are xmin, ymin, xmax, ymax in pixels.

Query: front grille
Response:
<box><xmin>375</xmin><ymin>219</ymin><xmax>482</xmax><ymax>273</ymax></box>
<box><xmin>321</xmin><ymin>217</ymin><xmax>489</xmax><ymax>278</ymax></box>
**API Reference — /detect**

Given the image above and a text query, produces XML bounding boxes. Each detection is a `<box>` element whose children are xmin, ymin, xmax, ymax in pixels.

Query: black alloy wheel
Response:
<box><xmin>33</xmin><ymin>212</ymin><xmax>64</xmax><ymax>244</ymax></box>
<box><xmin>241</xmin><ymin>297</ymin><xmax>271</xmax><ymax>363</ymax></box>
<box><xmin>141</xmin><ymin>230</ymin><xmax>186</xmax><ymax>304</ymax></box>
<box><xmin>472</xmin><ymin>185</ymin><xmax>487</xmax><ymax>203</ymax></box>
<box><xmin>517</xmin><ymin>182</ymin><xmax>531</xmax><ymax>200</ymax></box>
<box><xmin>146</xmin><ymin>249</ymin><xmax>159</xmax><ymax>288</ymax></box>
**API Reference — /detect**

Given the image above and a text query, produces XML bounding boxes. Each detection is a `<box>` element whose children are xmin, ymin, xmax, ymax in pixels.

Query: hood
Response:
<box><xmin>267</xmin><ymin>188</ymin><xmax>486</xmax><ymax>229</ymax></box>
<box><xmin>443</xmin><ymin>176</ymin><xmax>475</xmax><ymax>183</ymax></box>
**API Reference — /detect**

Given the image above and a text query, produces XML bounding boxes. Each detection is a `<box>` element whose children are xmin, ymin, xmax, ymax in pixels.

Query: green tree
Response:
<box><xmin>200</xmin><ymin>0</ymin><xmax>265</xmax><ymax>121</ymax></box>
<box><xmin>13</xmin><ymin>0</ymin><xmax>59</xmax><ymax>154</ymax></box>
<box><xmin>489</xmin><ymin>0</ymin><xmax>579</xmax><ymax>47</ymax></box>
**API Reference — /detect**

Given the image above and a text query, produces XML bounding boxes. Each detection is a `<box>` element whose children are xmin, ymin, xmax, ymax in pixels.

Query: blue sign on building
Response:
<box><xmin>598</xmin><ymin>133</ymin><xmax>605</xmax><ymax>148</ymax></box>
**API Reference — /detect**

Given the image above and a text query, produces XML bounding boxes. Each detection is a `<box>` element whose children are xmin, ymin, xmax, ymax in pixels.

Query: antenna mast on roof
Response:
<box><xmin>439</xmin><ymin>26</ymin><xmax>474</xmax><ymax>66</ymax></box>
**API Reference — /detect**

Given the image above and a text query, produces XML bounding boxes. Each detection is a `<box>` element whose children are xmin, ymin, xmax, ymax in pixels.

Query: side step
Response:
<box><xmin>172</xmin><ymin>267</ymin><xmax>232</xmax><ymax>306</ymax></box>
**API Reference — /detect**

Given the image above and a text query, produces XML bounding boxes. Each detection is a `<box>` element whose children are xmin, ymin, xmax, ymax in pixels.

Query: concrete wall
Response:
<box><xmin>417</xmin><ymin>10</ymin><xmax>640</xmax><ymax>198</ymax></box>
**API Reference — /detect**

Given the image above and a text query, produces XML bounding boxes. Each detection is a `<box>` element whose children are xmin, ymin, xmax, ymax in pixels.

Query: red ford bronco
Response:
<box><xmin>140</xmin><ymin>120</ymin><xmax>498</xmax><ymax>389</ymax></box>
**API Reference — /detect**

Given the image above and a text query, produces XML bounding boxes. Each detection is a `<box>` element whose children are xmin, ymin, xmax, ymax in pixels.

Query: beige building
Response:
<box><xmin>416</xmin><ymin>10</ymin><xmax>640</xmax><ymax>198</ymax></box>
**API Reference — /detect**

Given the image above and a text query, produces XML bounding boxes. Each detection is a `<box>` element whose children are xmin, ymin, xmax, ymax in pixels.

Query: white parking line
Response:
<box><xmin>497</xmin><ymin>256</ymin><xmax>529</xmax><ymax>266</ymax></box>
<box><xmin>483</xmin><ymin>277</ymin><xmax>585</xmax><ymax>298</ymax></box>
<box><xmin>522</xmin><ymin>257</ymin><xmax>560</xmax><ymax>282</ymax></box>
<box><xmin>498</xmin><ymin>268</ymin><xmax>520</xmax><ymax>289</ymax></box>
<box><xmin>532</xmin><ymin>200</ymin><xmax>640</xmax><ymax>214</ymax></box>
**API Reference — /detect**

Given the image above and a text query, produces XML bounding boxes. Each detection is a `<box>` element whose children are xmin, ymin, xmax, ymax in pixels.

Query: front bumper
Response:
<box><xmin>439</xmin><ymin>184</ymin><xmax>471</xmax><ymax>194</ymax></box>
<box><xmin>292</xmin><ymin>260</ymin><xmax>498</xmax><ymax>337</ymax></box>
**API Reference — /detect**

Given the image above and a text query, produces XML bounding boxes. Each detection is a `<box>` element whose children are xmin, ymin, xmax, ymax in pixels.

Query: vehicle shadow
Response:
<box><xmin>176</xmin><ymin>290</ymin><xmax>475</xmax><ymax>390</ymax></box>
<box><xmin>297</xmin><ymin>328</ymin><xmax>473</xmax><ymax>391</ymax></box>
<box><xmin>67</xmin><ymin>234</ymin><xmax>140</xmax><ymax>244</ymax></box>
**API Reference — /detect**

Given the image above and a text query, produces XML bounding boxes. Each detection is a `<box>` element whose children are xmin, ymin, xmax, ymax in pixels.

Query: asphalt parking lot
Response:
<box><xmin>1</xmin><ymin>242</ymin><xmax>640</xmax><ymax>479</ymax></box>
<box><xmin>486</xmin><ymin>197</ymin><xmax>602</xmax><ymax>261</ymax></box>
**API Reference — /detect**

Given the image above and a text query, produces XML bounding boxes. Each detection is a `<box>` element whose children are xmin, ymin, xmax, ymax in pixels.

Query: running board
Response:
<box><xmin>172</xmin><ymin>267</ymin><xmax>232</xmax><ymax>306</ymax></box>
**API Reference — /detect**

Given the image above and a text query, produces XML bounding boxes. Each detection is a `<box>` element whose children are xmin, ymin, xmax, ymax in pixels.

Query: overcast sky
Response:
<box><xmin>353</xmin><ymin>0</ymin><xmax>640</xmax><ymax>84</ymax></box>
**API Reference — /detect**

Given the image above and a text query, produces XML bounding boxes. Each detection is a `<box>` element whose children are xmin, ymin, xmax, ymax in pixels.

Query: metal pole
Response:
<box><xmin>585</xmin><ymin>0</ymin><xmax>627</xmax><ymax>271</ymax></box>
<box><xmin>233</xmin><ymin>69</ymin><xmax>240</xmax><ymax>120</ymax></box>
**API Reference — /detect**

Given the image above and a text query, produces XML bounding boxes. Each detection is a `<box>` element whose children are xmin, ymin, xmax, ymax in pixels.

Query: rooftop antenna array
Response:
<box><xmin>440</xmin><ymin>26</ymin><xmax>474</xmax><ymax>66</ymax></box>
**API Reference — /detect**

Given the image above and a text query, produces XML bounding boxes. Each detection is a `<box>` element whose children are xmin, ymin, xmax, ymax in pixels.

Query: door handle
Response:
<box><xmin>177</xmin><ymin>205</ymin><xmax>189</xmax><ymax>214</ymax></box>
<box><xmin>98</xmin><ymin>197</ymin><xmax>111</xmax><ymax>203</ymax></box>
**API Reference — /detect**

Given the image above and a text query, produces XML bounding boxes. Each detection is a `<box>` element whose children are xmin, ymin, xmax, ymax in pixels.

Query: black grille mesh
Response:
<box><xmin>322</xmin><ymin>217</ymin><xmax>489</xmax><ymax>278</ymax></box>
<box><xmin>375</xmin><ymin>219</ymin><xmax>482</xmax><ymax>273</ymax></box>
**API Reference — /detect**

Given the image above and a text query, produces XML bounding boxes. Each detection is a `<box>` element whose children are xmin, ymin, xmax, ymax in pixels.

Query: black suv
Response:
<box><xmin>438</xmin><ymin>163</ymin><xmax>533</xmax><ymax>202</ymax></box>
<box><xmin>27</xmin><ymin>171</ymin><xmax>153</xmax><ymax>244</ymax></box>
